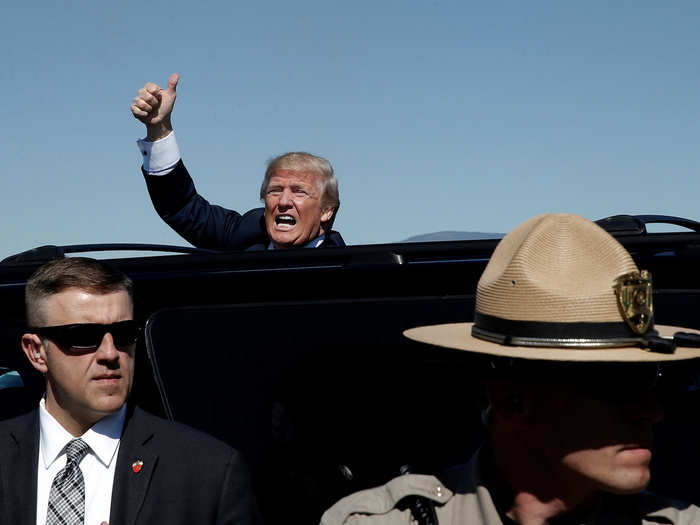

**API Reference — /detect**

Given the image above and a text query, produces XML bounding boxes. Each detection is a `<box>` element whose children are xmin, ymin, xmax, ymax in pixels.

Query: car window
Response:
<box><xmin>0</xmin><ymin>368</ymin><xmax>24</xmax><ymax>389</ymax></box>
<box><xmin>0</xmin><ymin>319</ymin><xmax>45</xmax><ymax>421</ymax></box>
<box><xmin>144</xmin><ymin>298</ymin><xmax>486</xmax><ymax>523</ymax></box>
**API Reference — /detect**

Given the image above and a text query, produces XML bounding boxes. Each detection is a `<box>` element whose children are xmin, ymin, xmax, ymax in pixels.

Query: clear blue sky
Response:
<box><xmin>2</xmin><ymin>1</ymin><xmax>699</xmax><ymax>258</ymax></box>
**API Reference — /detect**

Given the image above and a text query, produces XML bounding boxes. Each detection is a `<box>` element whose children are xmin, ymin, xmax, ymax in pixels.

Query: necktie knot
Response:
<box><xmin>65</xmin><ymin>438</ymin><xmax>90</xmax><ymax>466</ymax></box>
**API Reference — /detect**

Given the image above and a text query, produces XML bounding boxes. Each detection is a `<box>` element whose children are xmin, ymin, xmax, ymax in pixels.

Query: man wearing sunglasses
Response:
<box><xmin>0</xmin><ymin>257</ymin><xmax>260</xmax><ymax>525</ymax></box>
<box><xmin>322</xmin><ymin>214</ymin><xmax>700</xmax><ymax>525</ymax></box>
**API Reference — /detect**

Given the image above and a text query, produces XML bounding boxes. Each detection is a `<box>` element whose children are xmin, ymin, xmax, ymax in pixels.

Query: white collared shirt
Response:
<box><xmin>36</xmin><ymin>398</ymin><xmax>126</xmax><ymax>525</ymax></box>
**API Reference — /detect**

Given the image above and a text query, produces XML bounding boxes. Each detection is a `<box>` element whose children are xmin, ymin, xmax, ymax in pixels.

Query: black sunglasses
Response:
<box><xmin>570</xmin><ymin>364</ymin><xmax>662</xmax><ymax>403</ymax></box>
<box><xmin>495</xmin><ymin>359</ymin><xmax>663</xmax><ymax>404</ymax></box>
<box><xmin>29</xmin><ymin>320</ymin><xmax>141</xmax><ymax>350</ymax></box>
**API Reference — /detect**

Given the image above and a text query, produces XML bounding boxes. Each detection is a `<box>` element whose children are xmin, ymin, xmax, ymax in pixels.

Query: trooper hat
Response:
<box><xmin>405</xmin><ymin>213</ymin><xmax>700</xmax><ymax>362</ymax></box>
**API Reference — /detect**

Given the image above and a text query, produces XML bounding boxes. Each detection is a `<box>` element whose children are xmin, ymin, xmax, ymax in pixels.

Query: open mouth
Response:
<box><xmin>275</xmin><ymin>214</ymin><xmax>297</xmax><ymax>230</ymax></box>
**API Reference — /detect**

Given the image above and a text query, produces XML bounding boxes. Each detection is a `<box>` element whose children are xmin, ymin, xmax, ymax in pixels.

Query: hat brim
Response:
<box><xmin>404</xmin><ymin>323</ymin><xmax>700</xmax><ymax>362</ymax></box>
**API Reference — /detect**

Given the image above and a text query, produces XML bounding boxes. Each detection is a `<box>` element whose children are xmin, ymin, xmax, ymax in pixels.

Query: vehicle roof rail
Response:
<box><xmin>634</xmin><ymin>215</ymin><xmax>700</xmax><ymax>233</ymax></box>
<box><xmin>596</xmin><ymin>214</ymin><xmax>700</xmax><ymax>236</ymax></box>
<box><xmin>1</xmin><ymin>245</ymin><xmax>66</xmax><ymax>264</ymax></box>
<box><xmin>1</xmin><ymin>243</ymin><xmax>220</xmax><ymax>264</ymax></box>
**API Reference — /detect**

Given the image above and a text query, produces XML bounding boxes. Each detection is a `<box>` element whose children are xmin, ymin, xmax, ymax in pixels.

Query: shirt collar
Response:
<box><xmin>307</xmin><ymin>234</ymin><xmax>326</xmax><ymax>248</ymax></box>
<box><xmin>39</xmin><ymin>397</ymin><xmax>127</xmax><ymax>470</ymax></box>
<box><xmin>267</xmin><ymin>234</ymin><xmax>326</xmax><ymax>250</ymax></box>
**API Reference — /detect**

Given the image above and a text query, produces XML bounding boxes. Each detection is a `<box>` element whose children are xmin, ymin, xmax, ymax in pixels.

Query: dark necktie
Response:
<box><xmin>46</xmin><ymin>438</ymin><xmax>90</xmax><ymax>525</ymax></box>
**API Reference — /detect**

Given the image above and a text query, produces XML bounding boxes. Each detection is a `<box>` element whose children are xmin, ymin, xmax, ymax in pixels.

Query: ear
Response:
<box><xmin>320</xmin><ymin>207</ymin><xmax>334</xmax><ymax>223</ymax></box>
<box><xmin>21</xmin><ymin>333</ymin><xmax>48</xmax><ymax>374</ymax></box>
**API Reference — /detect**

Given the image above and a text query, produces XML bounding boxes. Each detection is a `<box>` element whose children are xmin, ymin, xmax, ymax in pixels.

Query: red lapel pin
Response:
<box><xmin>132</xmin><ymin>460</ymin><xmax>144</xmax><ymax>474</ymax></box>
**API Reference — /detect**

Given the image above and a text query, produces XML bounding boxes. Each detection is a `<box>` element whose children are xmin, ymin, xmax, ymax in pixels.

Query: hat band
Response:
<box><xmin>472</xmin><ymin>312</ymin><xmax>655</xmax><ymax>349</ymax></box>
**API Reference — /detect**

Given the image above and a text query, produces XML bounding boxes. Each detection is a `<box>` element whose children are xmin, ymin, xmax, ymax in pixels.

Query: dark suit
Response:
<box><xmin>0</xmin><ymin>406</ymin><xmax>260</xmax><ymax>525</ymax></box>
<box><xmin>143</xmin><ymin>160</ymin><xmax>345</xmax><ymax>251</ymax></box>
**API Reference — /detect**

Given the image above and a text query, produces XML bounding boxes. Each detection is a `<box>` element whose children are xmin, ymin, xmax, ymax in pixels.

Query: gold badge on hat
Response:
<box><xmin>613</xmin><ymin>270</ymin><xmax>653</xmax><ymax>335</ymax></box>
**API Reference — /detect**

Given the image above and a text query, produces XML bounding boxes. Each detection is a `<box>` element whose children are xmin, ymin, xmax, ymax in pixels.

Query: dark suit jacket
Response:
<box><xmin>0</xmin><ymin>406</ymin><xmax>261</xmax><ymax>525</ymax></box>
<box><xmin>143</xmin><ymin>160</ymin><xmax>345</xmax><ymax>251</ymax></box>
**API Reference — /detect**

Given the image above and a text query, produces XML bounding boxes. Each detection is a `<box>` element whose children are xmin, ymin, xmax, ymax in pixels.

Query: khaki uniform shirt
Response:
<box><xmin>320</xmin><ymin>451</ymin><xmax>700</xmax><ymax>525</ymax></box>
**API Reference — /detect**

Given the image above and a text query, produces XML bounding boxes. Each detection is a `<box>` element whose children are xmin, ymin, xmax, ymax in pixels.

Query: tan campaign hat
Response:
<box><xmin>405</xmin><ymin>213</ymin><xmax>700</xmax><ymax>362</ymax></box>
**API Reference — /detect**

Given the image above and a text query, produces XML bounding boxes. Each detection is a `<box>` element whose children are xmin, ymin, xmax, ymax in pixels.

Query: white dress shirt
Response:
<box><xmin>36</xmin><ymin>398</ymin><xmax>126</xmax><ymax>525</ymax></box>
<box><xmin>137</xmin><ymin>131</ymin><xmax>181</xmax><ymax>176</ymax></box>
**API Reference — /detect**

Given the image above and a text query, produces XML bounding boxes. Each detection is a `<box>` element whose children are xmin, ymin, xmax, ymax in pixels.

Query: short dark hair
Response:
<box><xmin>26</xmin><ymin>257</ymin><xmax>133</xmax><ymax>326</ymax></box>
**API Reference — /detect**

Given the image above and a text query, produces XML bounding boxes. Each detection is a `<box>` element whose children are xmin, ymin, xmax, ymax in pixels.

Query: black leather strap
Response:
<box><xmin>474</xmin><ymin>312</ymin><xmax>649</xmax><ymax>341</ymax></box>
<box><xmin>673</xmin><ymin>332</ymin><xmax>700</xmax><ymax>347</ymax></box>
<box><xmin>407</xmin><ymin>495</ymin><xmax>438</xmax><ymax>525</ymax></box>
<box><xmin>399</xmin><ymin>465</ymin><xmax>439</xmax><ymax>525</ymax></box>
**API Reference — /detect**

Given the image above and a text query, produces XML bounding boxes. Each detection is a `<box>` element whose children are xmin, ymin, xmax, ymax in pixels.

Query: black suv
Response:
<box><xmin>2</xmin><ymin>214</ymin><xmax>700</xmax><ymax>523</ymax></box>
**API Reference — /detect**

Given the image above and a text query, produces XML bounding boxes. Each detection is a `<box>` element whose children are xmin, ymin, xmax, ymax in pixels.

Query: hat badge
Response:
<box><xmin>613</xmin><ymin>270</ymin><xmax>653</xmax><ymax>335</ymax></box>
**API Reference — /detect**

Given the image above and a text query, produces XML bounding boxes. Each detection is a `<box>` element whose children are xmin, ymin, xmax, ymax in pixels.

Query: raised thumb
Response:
<box><xmin>167</xmin><ymin>73</ymin><xmax>179</xmax><ymax>93</ymax></box>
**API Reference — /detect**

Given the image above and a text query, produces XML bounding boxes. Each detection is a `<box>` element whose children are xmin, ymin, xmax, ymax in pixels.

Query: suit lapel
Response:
<box><xmin>0</xmin><ymin>411</ymin><xmax>40</xmax><ymax>525</ymax></box>
<box><xmin>110</xmin><ymin>407</ymin><xmax>158</xmax><ymax>525</ymax></box>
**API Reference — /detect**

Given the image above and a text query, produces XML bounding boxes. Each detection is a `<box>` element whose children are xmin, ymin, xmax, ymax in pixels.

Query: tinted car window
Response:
<box><xmin>0</xmin><ymin>318</ymin><xmax>44</xmax><ymax>421</ymax></box>
<box><xmin>145</xmin><ymin>298</ymin><xmax>487</xmax><ymax>523</ymax></box>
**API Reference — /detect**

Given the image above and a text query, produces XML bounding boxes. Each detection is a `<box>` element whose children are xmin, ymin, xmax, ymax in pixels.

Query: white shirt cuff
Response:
<box><xmin>136</xmin><ymin>131</ymin><xmax>181</xmax><ymax>175</ymax></box>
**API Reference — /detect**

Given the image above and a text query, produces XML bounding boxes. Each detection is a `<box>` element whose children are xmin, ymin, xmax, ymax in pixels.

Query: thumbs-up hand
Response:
<box><xmin>131</xmin><ymin>73</ymin><xmax>179</xmax><ymax>141</ymax></box>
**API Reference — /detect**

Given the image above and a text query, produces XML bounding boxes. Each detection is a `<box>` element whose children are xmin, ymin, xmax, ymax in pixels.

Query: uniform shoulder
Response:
<box><xmin>320</xmin><ymin>474</ymin><xmax>452</xmax><ymax>525</ymax></box>
<box><xmin>636</xmin><ymin>492</ymin><xmax>700</xmax><ymax>524</ymax></box>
